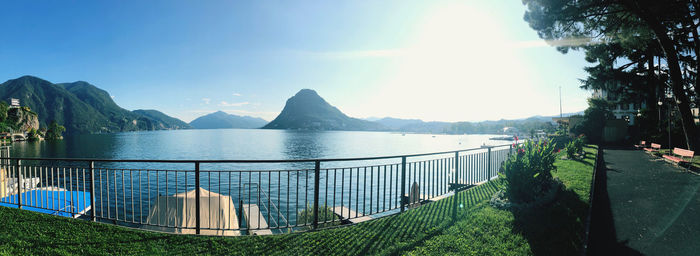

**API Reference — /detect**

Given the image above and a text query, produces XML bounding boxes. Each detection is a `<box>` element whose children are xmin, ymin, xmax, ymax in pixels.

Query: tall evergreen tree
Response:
<box><xmin>522</xmin><ymin>0</ymin><xmax>700</xmax><ymax>150</ymax></box>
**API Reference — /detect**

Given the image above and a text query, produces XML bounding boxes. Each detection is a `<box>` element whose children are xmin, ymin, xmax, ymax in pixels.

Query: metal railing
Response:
<box><xmin>0</xmin><ymin>144</ymin><xmax>514</xmax><ymax>235</ymax></box>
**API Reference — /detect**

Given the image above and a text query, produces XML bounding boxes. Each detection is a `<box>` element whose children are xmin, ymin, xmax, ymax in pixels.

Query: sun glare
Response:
<box><xmin>365</xmin><ymin>3</ymin><xmax>542</xmax><ymax>122</ymax></box>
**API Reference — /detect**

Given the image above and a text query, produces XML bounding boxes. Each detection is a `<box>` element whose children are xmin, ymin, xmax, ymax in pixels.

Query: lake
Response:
<box><xmin>10</xmin><ymin>129</ymin><xmax>509</xmax><ymax>161</ymax></box>
<box><xmin>5</xmin><ymin>129</ymin><xmax>514</xmax><ymax>232</ymax></box>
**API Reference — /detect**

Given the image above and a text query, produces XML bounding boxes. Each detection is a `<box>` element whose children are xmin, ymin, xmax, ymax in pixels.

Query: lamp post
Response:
<box><xmin>658</xmin><ymin>99</ymin><xmax>672</xmax><ymax>150</ymax></box>
<box><xmin>657</xmin><ymin>100</ymin><xmax>662</xmax><ymax>133</ymax></box>
<box><xmin>668</xmin><ymin>100</ymin><xmax>672</xmax><ymax>150</ymax></box>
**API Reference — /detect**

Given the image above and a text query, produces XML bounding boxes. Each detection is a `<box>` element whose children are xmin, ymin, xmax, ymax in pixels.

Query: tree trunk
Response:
<box><xmin>628</xmin><ymin>2</ymin><xmax>699</xmax><ymax>150</ymax></box>
<box><xmin>686</xmin><ymin>4</ymin><xmax>700</xmax><ymax>108</ymax></box>
<box><xmin>655</xmin><ymin>33</ymin><xmax>697</xmax><ymax>150</ymax></box>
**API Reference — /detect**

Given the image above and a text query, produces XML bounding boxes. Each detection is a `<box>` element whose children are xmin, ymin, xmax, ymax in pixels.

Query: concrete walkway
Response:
<box><xmin>588</xmin><ymin>148</ymin><xmax>700</xmax><ymax>256</ymax></box>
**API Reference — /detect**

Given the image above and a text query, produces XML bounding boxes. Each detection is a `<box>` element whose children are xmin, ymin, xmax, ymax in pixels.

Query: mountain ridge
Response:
<box><xmin>189</xmin><ymin>111</ymin><xmax>268</xmax><ymax>129</ymax></box>
<box><xmin>263</xmin><ymin>89</ymin><xmax>383</xmax><ymax>131</ymax></box>
<box><xmin>0</xmin><ymin>75</ymin><xmax>190</xmax><ymax>134</ymax></box>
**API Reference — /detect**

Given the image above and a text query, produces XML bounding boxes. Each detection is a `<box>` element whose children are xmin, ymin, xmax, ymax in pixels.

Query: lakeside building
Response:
<box><xmin>9</xmin><ymin>98</ymin><xmax>19</xmax><ymax>108</ymax></box>
<box><xmin>591</xmin><ymin>89</ymin><xmax>646</xmax><ymax>126</ymax></box>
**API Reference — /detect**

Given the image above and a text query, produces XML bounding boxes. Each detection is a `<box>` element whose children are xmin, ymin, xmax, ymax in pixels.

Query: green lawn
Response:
<box><xmin>0</xmin><ymin>146</ymin><xmax>597</xmax><ymax>255</ymax></box>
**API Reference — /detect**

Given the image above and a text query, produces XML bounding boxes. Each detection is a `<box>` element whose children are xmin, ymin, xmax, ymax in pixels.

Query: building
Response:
<box><xmin>591</xmin><ymin>89</ymin><xmax>646</xmax><ymax>126</ymax></box>
<box><xmin>9</xmin><ymin>98</ymin><xmax>19</xmax><ymax>108</ymax></box>
<box><xmin>502</xmin><ymin>127</ymin><xmax>519</xmax><ymax>135</ymax></box>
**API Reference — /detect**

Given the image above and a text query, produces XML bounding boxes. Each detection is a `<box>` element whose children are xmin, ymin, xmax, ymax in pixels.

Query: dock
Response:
<box><xmin>331</xmin><ymin>206</ymin><xmax>373</xmax><ymax>224</ymax></box>
<box><xmin>242</xmin><ymin>204</ymin><xmax>273</xmax><ymax>235</ymax></box>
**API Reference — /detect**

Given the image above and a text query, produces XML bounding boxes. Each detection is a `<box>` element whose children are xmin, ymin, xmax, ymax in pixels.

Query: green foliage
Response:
<box><xmin>296</xmin><ymin>204</ymin><xmax>341</xmax><ymax>230</ymax></box>
<box><xmin>565</xmin><ymin>136</ymin><xmax>585</xmax><ymax>159</ymax></box>
<box><xmin>0</xmin><ymin>101</ymin><xmax>7</xmax><ymax>123</ymax></box>
<box><xmin>547</xmin><ymin>134</ymin><xmax>570</xmax><ymax>151</ymax></box>
<box><xmin>45</xmin><ymin>120</ymin><xmax>65</xmax><ymax>140</ymax></box>
<box><xmin>571</xmin><ymin>99</ymin><xmax>614</xmax><ymax>144</ymax></box>
<box><xmin>447</xmin><ymin>118</ymin><xmax>556</xmax><ymax>135</ymax></box>
<box><xmin>566</xmin><ymin>141</ymin><xmax>577</xmax><ymax>159</ymax></box>
<box><xmin>521</xmin><ymin>0</ymin><xmax>700</xmax><ymax>150</ymax></box>
<box><xmin>26</xmin><ymin>128</ymin><xmax>40</xmax><ymax>141</ymax></box>
<box><xmin>0</xmin><ymin>76</ymin><xmax>190</xmax><ymax>134</ymax></box>
<box><xmin>499</xmin><ymin>139</ymin><xmax>557</xmax><ymax>204</ymax></box>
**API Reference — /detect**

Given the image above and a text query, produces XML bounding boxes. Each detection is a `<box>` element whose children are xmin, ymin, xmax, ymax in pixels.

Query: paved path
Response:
<box><xmin>588</xmin><ymin>148</ymin><xmax>700</xmax><ymax>256</ymax></box>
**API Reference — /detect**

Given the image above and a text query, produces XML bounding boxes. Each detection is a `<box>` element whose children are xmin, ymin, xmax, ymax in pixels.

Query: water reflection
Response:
<box><xmin>281</xmin><ymin>130</ymin><xmax>329</xmax><ymax>170</ymax></box>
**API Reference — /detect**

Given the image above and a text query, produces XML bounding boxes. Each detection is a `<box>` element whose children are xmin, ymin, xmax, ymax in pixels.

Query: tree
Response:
<box><xmin>572</xmin><ymin>99</ymin><xmax>615</xmax><ymax>143</ymax></box>
<box><xmin>45</xmin><ymin>120</ymin><xmax>65</xmax><ymax>140</ymax></box>
<box><xmin>522</xmin><ymin>0</ymin><xmax>699</xmax><ymax>150</ymax></box>
<box><xmin>0</xmin><ymin>101</ymin><xmax>8</xmax><ymax>123</ymax></box>
<box><xmin>27</xmin><ymin>128</ymin><xmax>40</xmax><ymax>141</ymax></box>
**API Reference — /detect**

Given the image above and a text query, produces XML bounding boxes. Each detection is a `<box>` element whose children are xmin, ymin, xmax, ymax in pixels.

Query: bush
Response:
<box><xmin>547</xmin><ymin>134</ymin><xmax>571</xmax><ymax>151</ymax></box>
<box><xmin>297</xmin><ymin>204</ymin><xmax>341</xmax><ymax>230</ymax></box>
<box><xmin>573</xmin><ymin>98</ymin><xmax>614</xmax><ymax>144</ymax></box>
<box><xmin>27</xmin><ymin>128</ymin><xmax>40</xmax><ymax>141</ymax></box>
<box><xmin>45</xmin><ymin>120</ymin><xmax>65</xmax><ymax>140</ymax></box>
<box><xmin>566</xmin><ymin>141</ymin><xmax>577</xmax><ymax>159</ymax></box>
<box><xmin>565</xmin><ymin>136</ymin><xmax>585</xmax><ymax>159</ymax></box>
<box><xmin>499</xmin><ymin>139</ymin><xmax>557</xmax><ymax>204</ymax></box>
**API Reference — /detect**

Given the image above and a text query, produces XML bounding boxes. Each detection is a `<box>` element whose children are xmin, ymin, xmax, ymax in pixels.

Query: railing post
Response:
<box><xmin>454</xmin><ymin>152</ymin><xmax>459</xmax><ymax>185</ymax></box>
<box><xmin>400</xmin><ymin>156</ymin><xmax>406</xmax><ymax>213</ymax></box>
<box><xmin>487</xmin><ymin>147</ymin><xmax>492</xmax><ymax>181</ymax></box>
<box><xmin>195</xmin><ymin>161</ymin><xmax>201</xmax><ymax>235</ymax></box>
<box><xmin>312</xmin><ymin>160</ymin><xmax>320</xmax><ymax>230</ymax></box>
<box><xmin>16</xmin><ymin>159</ymin><xmax>21</xmax><ymax>209</ymax></box>
<box><xmin>238</xmin><ymin>199</ymin><xmax>244</xmax><ymax>233</ymax></box>
<box><xmin>509</xmin><ymin>144</ymin><xmax>513</xmax><ymax>156</ymax></box>
<box><xmin>89</xmin><ymin>161</ymin><xmax>96</xmax><ymax>222</ymax></box>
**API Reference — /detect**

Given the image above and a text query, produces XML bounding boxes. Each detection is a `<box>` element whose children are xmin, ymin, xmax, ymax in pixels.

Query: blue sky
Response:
<box><xmin>0</xmin><ymin>0</ymin><xmax>592</xmax><ymax>122</ymax></box>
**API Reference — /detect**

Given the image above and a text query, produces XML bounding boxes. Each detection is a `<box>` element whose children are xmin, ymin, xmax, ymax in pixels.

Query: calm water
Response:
<box><xmin>8</xmin><ymin>129</ymin><xmax>511</xmax><ymax>230</ymax></box>
<box><xmin>11</xmin><ymin>129</ymin><xmax>507</xmax><ymax>161</ymax></box>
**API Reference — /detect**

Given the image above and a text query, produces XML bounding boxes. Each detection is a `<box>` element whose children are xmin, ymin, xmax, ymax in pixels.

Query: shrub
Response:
<box><xmin>565</xmin><ymin>136</ymin><xmax>585</xmax><ymax>159</ymax></box>
<box><xmin>565</xmin><ymin>141</ymin><xmax>577</xmax><ymax>159</ymax></box>
<box><xmin>27</xmin><ymin>128</ymin><xmax>40</xmax><ymax>141</ymax></box>
<box><xmin>45</xmin><ymin>120</ymin><xmax>65</xmax><ymax>140</ymax></box>
<box><xmin>499</xmin><ymin>139</ymin><xmax>557</xmax><ymax>204</ymax></box>
<box><xmin>547</xmin><ymin>134</ymin><xmax>571</xmax><ymax>151</ymax></box>
<box><xmin>297</xmin><ymin>204</ymin><xmax>341</xmax><ymax>230</ymax></box>
<box><xmin>574</xmin><ymin>136</ymin><xmax>584</xmax><ymax>154</ymax></box>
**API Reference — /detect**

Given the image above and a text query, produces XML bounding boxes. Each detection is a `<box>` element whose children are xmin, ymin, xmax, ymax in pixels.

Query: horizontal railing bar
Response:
<box><xmin>0</xmin><ymin>144</ymin><xmax>514</xmax><ymax>164</ymax></box>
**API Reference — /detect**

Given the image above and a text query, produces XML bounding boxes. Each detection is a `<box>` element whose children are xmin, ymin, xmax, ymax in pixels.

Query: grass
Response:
<box><xmin>0</xmin><ymin>146</ymin><xmax>598</xmax><ymax>255</ymax></box>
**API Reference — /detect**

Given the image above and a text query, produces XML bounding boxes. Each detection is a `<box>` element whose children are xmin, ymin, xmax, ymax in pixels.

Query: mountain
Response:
<box><xmin>189</xmin><ymin>111</ymin><xmax>268</xmax><ymax>129</ymax></box>
<box><xmin>373</xmin><ymin>117</ymin><xmax>423</xmax><ymax>130</ymax></box>
<box><xmin>370</xmin><ymin>117</ymin><xmax>449</xmax><ymax>133</ymax></box>
<box><xmin>0</xmin><ymin>75</ymin><xmax>189</xmax><ymax>133</ymax></box>
<box><xmin>262</xmin><ymin>89</ymin><xmax>383</xmax><ymax>131</ymax></box>
<box><xmin>133</xmin><ymin>109</ymin><xmax>192</xmax><ymax>130</ymax></box>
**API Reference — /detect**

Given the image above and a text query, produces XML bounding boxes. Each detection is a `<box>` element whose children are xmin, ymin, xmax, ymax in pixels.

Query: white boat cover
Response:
<box><xmin>144</xmin><ymin>187</ymin><xmax>239</xmax><ymax>236</ymax></box>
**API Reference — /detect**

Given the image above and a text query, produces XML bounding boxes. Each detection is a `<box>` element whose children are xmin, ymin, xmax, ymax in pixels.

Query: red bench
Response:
<box><xmin>663</xmin><ymin>148</ymin><xmax>695</xmax><ymax>164</ymax></box>
<box><xmin>644</xmin><ymin>143</ymin><xmax>661</xmax><ymax>153</ymax></box>
<box><xmin>635</xmin><ymin>140</ymin><xmax>647</xmax><ymax>149</ymax></box>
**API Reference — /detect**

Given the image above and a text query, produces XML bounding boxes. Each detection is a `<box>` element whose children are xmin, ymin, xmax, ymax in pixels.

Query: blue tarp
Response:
<box><xmin>0</xmin><ymin>190</ymin><xmax>92</xmax><ymax>218</ymax></box>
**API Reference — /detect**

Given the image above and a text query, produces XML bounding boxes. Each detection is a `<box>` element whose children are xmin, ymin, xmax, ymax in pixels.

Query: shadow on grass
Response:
<box><xmin>509</xmin><ymin>187</ymin><xmax>590</xmax><ymax>255</ymax></box>
<box><xmin>385</xmin><ymin>182</ymin><xmax>499</xmax><ymax>255</ymax></box>
<box><xmin>509</xmin><ymin>149</ymin><xmax>642</xmax><ymax>255</ymax></box>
